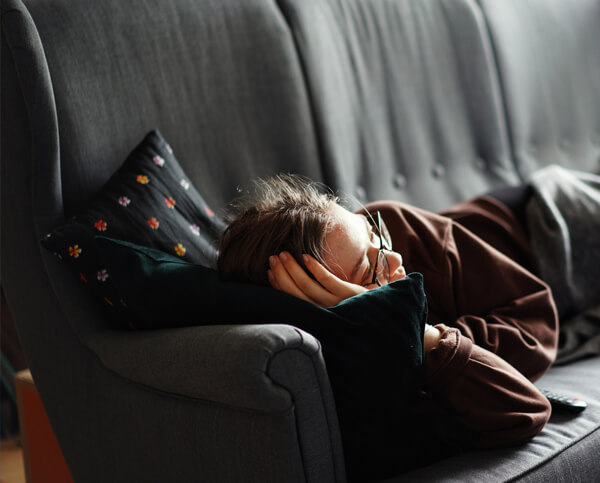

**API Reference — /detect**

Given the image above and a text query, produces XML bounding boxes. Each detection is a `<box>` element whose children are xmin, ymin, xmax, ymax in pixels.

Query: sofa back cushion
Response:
<box><xmin>24</xmin><ymin>0</ymin><xmax>323</xmax><ymax>217</ymax></box>
<box><xmin>278</xmin><ymin>0</ymin><xmax>522</xmax><ymax>211</ymax></box>
<box><xmin>480</xmin><ymin>0</ymin><xmax>600</xmax><ymax>178</ymax></box>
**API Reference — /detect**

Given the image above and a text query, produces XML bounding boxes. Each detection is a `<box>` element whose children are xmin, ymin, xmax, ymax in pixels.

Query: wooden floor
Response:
<box><xmin>0</xmin><ymin>438</ymin><xmax>26</xmax><ymax>483</ymax></box>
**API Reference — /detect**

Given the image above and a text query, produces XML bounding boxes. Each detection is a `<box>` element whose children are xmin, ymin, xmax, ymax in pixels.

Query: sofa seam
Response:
<box><xmin>271</xmin><ymin>0</ymin><xmax>332</xmax><ymax>186</ymax></box>
<box><xmin>473</xmin><ymin>0</ymin><xmax>523</xmax><ymax>182</ymax></box>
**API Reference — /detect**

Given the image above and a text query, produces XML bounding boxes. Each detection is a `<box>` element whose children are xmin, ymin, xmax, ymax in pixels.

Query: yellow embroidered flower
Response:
<box><xmin>68</xmin><ymin>245</ymin><xmax>82</xmax><ymax>258</ymax></box>
<box><xmin>174</xmin><ymin>243</ymin><xmax>186</xmax><ymax>256</ymax></box>
<box><xmin>136</xmin><ymin>174</ymin><xmax>149</xmax><ymax>184</ymax></box>
<box><xmin>147</xmin><ymin>217</ymin><xmax>159</xmax><ymax>230</ymax></box>
<box><xmin>164</xmin><ymin>196</ymin><xmax>176</xmax><ymax>209</ymax></box>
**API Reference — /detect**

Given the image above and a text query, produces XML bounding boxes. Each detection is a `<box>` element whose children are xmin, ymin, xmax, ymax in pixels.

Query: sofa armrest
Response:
<box><xmin>84</xmin><ymin>323</ymin><xmax>321</xmax><ymax>412</ymax></box>
<box><xmin>84</xmin><ymin>323</ymin><xmax>347</xmax><ymax>482</ymax></box>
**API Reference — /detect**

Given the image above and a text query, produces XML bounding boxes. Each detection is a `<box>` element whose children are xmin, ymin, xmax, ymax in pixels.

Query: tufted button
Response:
<box><xmin>528</xmin><ymin>143</ymin><xmax>538</xmax><ymax>156</ymax></box>
<box><xmin>476</xmin><ymin>158</ymin><xmax>486</xmax><ymax>171</ymax></box>
<box><xmin>559</xmin><ymin>138</ymin><xmax>571</xmax><ymax>151</ymax></box>
<box><xmin>355</xmin><ymin>185</ymin><xmax>366</xmax><ymax>200</ymax></box>
<box><xmin>431</xmin><ymin>164</ymin><xmax>445</xmax><ymax>179</ymax></box>
<box><xmin>393</xmin><ymin>173</ymin><xmax>407</xmax><ymax>190</ymax></box>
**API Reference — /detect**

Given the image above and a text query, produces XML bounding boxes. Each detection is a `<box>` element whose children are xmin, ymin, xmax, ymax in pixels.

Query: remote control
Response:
<box><xmin>540</xmin><ymin>389</ymin><xmax>587</xmax><ymax>413</ymax></box>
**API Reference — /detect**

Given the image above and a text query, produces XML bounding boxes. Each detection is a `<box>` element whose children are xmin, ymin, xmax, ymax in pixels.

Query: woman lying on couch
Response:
<box><xmin>217</xmin><ymin>173</ymin><xmax>558</xmax><ymax>473</ymax></box>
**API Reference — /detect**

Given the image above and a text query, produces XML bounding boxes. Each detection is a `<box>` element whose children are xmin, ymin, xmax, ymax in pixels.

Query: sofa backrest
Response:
<box><xmin>478</xmin><ymin>0</ymin><xmax>600</xmax><ymax>178</ymax></box>
<box><xmin>278</xmin><ymin>0</ymin><xmax>521</xmax><ymax>211</ymax></box>
<box><xmin>18</xmin><ymin>0</ymin><xmax>324</xmax><ymax>220</ymax></box>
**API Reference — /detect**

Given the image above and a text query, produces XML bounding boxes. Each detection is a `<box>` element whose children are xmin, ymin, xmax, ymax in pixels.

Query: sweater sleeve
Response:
<box><xmin>423</xmin><ymin>324</ymin><xmax>551</xmax><ymax>447</ymax></box>
<box><xmin>443</xmin><ymin>220</ymin><xmax>558</xmax><ymax>381</ymax></box>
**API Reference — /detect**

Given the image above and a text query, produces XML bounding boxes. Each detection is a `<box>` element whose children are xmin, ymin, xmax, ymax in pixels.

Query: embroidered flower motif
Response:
<box><xmin>118</xmin><ymin>196</ymin><xmax>131</xmax><ymax>207</ymax></box>
<box><xmin>180</xmin><ymin>179</ymin><xmax>190</xmax><ymax>190</ymax></box>
<box><xmin>68</xmin><ymin>245</ymin><xmax>82</xmax><ymax>258</ymax></box>
<box><xmin>164</xmin><ymin>196</ymin><xmax>176</xmax><ymax>209</ymax></box>
<box><xmin>94</xmin><ymin>219</ymin><xmax>107</xmax><ymax>231</ymax></box>
<box><xmin>153</xmin><ymin>155</ymin><xmax>165</xmax><ymax>167</ymax></box>
<box><xmin>165</xmin><ymin>143</ymin><xmax>173</xmax><ymax>154</ymax></box>
<box><xmin>137</xmin><ymin>174</ymin><xmax>149</xmax><ymax>184</ymax></box>
<box><xmin>189</xmin><ymin>224</ymin><xmax>200</xmax><ymax>236</ymax></box>
<box><xmin>147</xmin><ymin>217</ymin><xmax>159</xmax><ymax>230</ymax></box>
<box><xmin>97</xmin><ymin>269</ymin><xmax>109</xmax><ymax>282</ymax></box>
<box><xmin>204</xmin><ymin>205</ymin><xmax>214</xmax><ymax>217</ymax></box>
<box><xmin>174</xmin><ymin>243</ymin><xmax>186</xmax><ymax>256</ymax></box>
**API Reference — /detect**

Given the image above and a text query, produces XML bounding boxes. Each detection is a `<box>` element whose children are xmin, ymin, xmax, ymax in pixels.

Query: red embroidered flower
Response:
<box><xmin>174</xmin><ymin>243</ymin><xmax>186</xmax><ymax>256</ymax></box>
<box><xmin>147</xmin><ymin>217</ymin><xmax>159</xmax><ymax>230</ymax></box>
<box><xmin>137</xmin><ymin>174</ymin><xmax>149</xmax><ymax>184</ymax></box>
<box><xmin>68</xmin><ymin>245</ymin><xmax>82</xmax><ymax>258</ymax></box>
<box><xmin>94</xmin><ymin>219</ymin><xmax>107</xmax><ymax>231</ymax></box>
<box><xmin>164</xmin><ymin>196</ymin><xmax>176</xmax><ymax>209</ymax></box>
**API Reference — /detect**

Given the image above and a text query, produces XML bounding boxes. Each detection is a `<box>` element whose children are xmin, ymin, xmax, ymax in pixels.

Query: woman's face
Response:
<box><xmin>322</xmin><ymin>204</ymin><xmax>406</xmax><ymax>287</ymax></box>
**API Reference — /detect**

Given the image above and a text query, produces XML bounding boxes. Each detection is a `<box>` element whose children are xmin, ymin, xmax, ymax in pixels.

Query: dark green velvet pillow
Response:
<box><xmin>95</xmin><ymin>236</ymin><xmax>427</xmax><ymax>482</ymax></box>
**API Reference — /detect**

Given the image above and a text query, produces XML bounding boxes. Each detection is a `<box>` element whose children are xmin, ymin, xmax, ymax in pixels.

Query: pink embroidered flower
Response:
<box><xmin>189</xmin><ymin>224</ymin><xmax>200</xmax><ymax>236</ymax></box>
<box><xmin>68</xmin><ymin>245</ymin><xmax>82</xmax><ymax>258</ymax></box>
<box><xmin>147</xmin><ymin>217</ymin><xmax>159</xmax><ymax>230</ymax></box>
<box><xmin>97</xmin><ymin>269</ymin><xmax>109</xmax><ymax>282</ymax></box>
<box><xmin>118</xmin><ymin>196</ymin><xmax>131</xmax><ymax>207</ymax></box>
<box><xmin>180</xmin><ymin>179</ymin><xmax>190</xmax><ymax>190</ymax></box>
<box><xmin>164</xmin><ymin>196</ymin><xmax>176</xmax><ymax>209</ymax></box>
<box><xmin>165</xmin><ymin>143</ymin><xmax>173</xmax><ymax>154</ymax></box>
<box><xmin>174</xmin><ymin>243</ymin><xmax>186</xmax><ymax>256</ymax></box>
<box><xmin>94</xmin><ymin>219</ymin><xmax>107</xmax><ymax>231</ymax></box>
<box><xmin>153</xmin><ymin>155</ymin><xmax>165</xmax><ymax>167</ymax></box>
<box><xmin>204</xmin><ymin>205</ymin><xmax>214</xmax><ymax>217</ymax></box>
<box><xmin>137</xmin><ymin>174</ymin><xmax>149</xmax><ymax>184</ymax></box>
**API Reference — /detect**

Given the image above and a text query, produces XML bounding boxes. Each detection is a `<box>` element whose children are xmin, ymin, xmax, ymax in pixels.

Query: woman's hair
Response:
<box><xmin>217</xmin><ymin>174</ymin><xmax>339</xmax><ymax>285</ymax></box>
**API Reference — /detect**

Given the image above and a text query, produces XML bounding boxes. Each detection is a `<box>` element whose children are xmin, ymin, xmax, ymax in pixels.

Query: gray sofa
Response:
<box><xmin>2</xmin><ymin>0</ymin><xmax>600</xmax><ymax>481</ymax></box>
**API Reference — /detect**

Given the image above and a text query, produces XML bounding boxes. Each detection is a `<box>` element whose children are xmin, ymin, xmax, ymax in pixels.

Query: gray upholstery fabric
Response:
<box><xmin>24</xmin><ymin>0</ymin><xmax>323</xmax><ymax>214</ymax></box>
<box><xmin>479</xmin><ymin>0</ymin><xmax>600</xmax><ymax>178</ymax></box>
<box><xmin>3</xmin><ymin>0</ymin><xmax>600</xmax><ymax>481</ymax></box>
<box><xmin>277</xmin><ymin>0</ymin><xmax>520</xmax><ymax>212</ymax></box>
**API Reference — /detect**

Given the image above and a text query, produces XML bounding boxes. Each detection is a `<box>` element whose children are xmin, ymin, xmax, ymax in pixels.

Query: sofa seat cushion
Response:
<box><xmin>387</xmin><ymin>355</ymin><xmax>600</xmax><ymax>481</ymax></box>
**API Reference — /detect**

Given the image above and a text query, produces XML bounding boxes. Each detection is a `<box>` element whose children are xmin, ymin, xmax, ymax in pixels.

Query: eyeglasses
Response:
<box><xmin>365</xmin><ymin>211</ymin><xmax>393</xmax><ymax>287</ymax></box>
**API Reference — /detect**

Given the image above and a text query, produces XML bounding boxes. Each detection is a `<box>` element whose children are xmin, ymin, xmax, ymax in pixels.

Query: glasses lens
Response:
<box><xmin>376</xmin><ymin>249</ymin><xmax>390</xmax><ymax>285</ymax></box>
<box><xmin>375</xmin><ymin>212</ymin><xmax>392</xmax><ymax>250</ymax></box>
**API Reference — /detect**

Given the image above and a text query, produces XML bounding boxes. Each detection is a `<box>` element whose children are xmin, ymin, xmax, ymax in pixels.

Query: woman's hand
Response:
<box><xmin>268</xmin><ymin>251</ymin><xmax>368</xmax><ymax>307</ymax></box>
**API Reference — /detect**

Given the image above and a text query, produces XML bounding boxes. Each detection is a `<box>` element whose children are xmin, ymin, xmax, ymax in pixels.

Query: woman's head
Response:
<box><xmin>217</xmin><ymin>174</ymin><xmax>339</xmax><ymax>285</ymax></box>
<box><xmin>218</xmin><ymin>174</ymin><xmax>406</xmax><ymax>292</ymax></box>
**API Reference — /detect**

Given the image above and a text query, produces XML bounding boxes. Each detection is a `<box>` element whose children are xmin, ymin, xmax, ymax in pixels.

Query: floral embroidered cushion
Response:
<box><xmin>41</xmin><ymin>130</ymin><xmax>224</xmax><ymax>327</ymax></box>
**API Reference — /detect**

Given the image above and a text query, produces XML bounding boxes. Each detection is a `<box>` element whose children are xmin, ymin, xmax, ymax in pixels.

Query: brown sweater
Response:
<box><xmin>365</xmin><ymin>196</ymin><xmax>558</xmax><ymax>450</ymax></box>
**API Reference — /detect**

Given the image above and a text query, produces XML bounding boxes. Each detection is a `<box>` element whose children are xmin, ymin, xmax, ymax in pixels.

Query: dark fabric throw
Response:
<box><xmin>525</xmin><ymin>165</ymin><xmax>600</xmax><ymax>363</ymax></box>
<box><xmin>95</xmin><ymin>236</ymin><xmax>427</xmax><ymax>482</ymax></box>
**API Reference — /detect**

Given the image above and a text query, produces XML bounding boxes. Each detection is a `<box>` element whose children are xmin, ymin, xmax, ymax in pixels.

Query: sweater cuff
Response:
<box><xmin>423</xmin><ymin>324</ymin><xmax>473</xmax><ymax>393</ymax></box>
